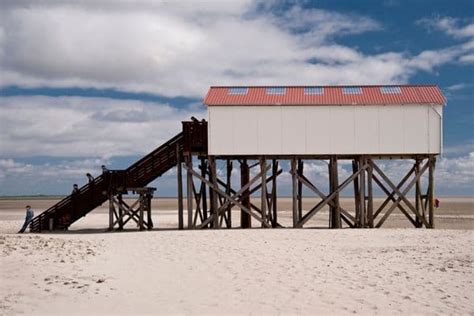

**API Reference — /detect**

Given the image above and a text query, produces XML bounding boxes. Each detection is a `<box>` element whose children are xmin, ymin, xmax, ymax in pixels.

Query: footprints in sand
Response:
<box><xmin>39</xmin><ymin>274</ymin><xmax>110</xmax><ymax>295</ymax></box>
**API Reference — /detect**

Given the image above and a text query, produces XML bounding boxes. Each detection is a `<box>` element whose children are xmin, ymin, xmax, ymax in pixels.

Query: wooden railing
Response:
<box><xmin>30</xmin><ymin>132</ymin><xmax>184</xmax><ymax>232</ymax></box>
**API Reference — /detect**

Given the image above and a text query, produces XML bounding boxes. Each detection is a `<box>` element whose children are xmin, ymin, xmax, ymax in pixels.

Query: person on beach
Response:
<box><xmin>101</xmin><ymin>165</ymin><xmax>109</xmax><ymax>174</ymax></box>
<box><xmin>18</xmin><ymin>205</ymin><xmax>34</xmax><ymax>233</ymax></box>
<box><xmin>72</xmin><ymin>184</ymin><xmax>79</xmax><ymax>194</ymax></box>
<box><xmin>86</xmin><ymin>173</ymin><xmax>94</xmax><ymax>182</ymax></box>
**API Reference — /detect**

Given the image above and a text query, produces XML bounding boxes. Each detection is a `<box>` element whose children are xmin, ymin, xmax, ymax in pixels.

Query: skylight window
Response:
<box><xmin>342</xmin><ymin>87</ymin><xmax>362</xmax><ymax>94</ymax></box>
<box><xmin>380</xmin><ymin>86</ymin><xmax>401</xmax><ymax>94</ymax></box>
<box><xmin>228</xmin><ymin>87</ymin><xmax>248</xmax><ymax>95</ymax></box>
<box><xmin>304</xmin><ymin>87</ymin><xmax>324</xmax><ymax>95</ymax></box>
<box><xmin>266</xmin><ymin>87</ymin><xmax>286</xmax><ymax>95</ymax></box>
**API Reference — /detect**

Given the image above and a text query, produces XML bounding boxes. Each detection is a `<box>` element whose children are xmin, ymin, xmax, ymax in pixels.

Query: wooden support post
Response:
<box><xmin>108</xmin><ymin>193</ymin><xmax>114</xmax><ymax>231</ymax></box>
<box><xmin>177</xmin><ymin>147</ymin><xmax>184</xmax><ymax>230</ymax></box>
<box><xmin>352</xmin><ymin>159</ymin><xmax>361</xmax><ymax>227</ymax></box>
<box><xmin>201</xmin><ymin>157</ymin><xmax>208</xmax><ymax>226</ymax></box>
<box><xmin>139</xmin><ymin>193</ymin><xmax>145</xmax><ymax>231</ymax></box>
<box><xmin>118</xmin><ymin>194</ymin><xmax>124</xmax><ymax>230</ymax></box>
<box><xmin>329</xmin><ymin>156</ymin><xmax>341</xmax><ymax>228</ymax></box>
<box><xmin>367</xmin><ymin>159</ymin><xmax>374</xmax><ymax>228</ymax></box>
<box><xmin>209</xmin><ymin>156</ymin><xmax>219</xmax><ymax>229</ymax></box>
<box><xmin>260</xmin><ymin>158</ymin><xmax>267</xmax><ymax>228</ymax></box>
<box><xmin>428</xmin><ymin>156</ymin><xmax>436</xmax><ymax>228</ymax></box>
<box><xmin>226</xmin><ymin>159</ymin><xmax>232</xmax><ymax>228</ymax></box>
<box><xmin>415</xmin><ymin>159</ymin><xmax>422</xmax><ymax>228</ymax></box>
<box><xmin>186</xmin><ymin>155</ymin><xmax>193</xmax><ymax>229</ymax></box>
<box><xmin>240</xmin><ymin>159</ymin><xmax>251</xmax><ymax>228</ymax></box>
<box><xmin>297</xmin><ymin>159</ymin><xmax>303</xmax><ymax>222</ymax></box>
<box><xmin>291</xmin><ymin>158</ymin><xmax>298</xmax><ymax>228</ymax></box>
<box><xmin>359</xmin><ymin>156</ymin><xmax>366</xmax><ymax>228</ymax></box>
<box><xmin>147</xmin><ymin>192</ymin><xmax>153</xmax><ymax>230</ymax></box>
<box><xmin>272</xmin><ymin>159</ymin><xmax>278</xmax><ymax>228</ymax></box>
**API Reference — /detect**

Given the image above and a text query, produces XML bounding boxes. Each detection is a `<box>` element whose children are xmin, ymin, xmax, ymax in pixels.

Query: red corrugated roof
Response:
<box><xmin>203</xmin><ymin>85</ymin><xmax>446</xmax><ymax>106</ymax></box>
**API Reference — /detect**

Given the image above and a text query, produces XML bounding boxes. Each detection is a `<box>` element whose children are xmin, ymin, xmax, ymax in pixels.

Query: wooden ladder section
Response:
<box><xmin>29</xmin><ymin>132</ymin><xmax>184</xmax><ymax>232</ymax></box>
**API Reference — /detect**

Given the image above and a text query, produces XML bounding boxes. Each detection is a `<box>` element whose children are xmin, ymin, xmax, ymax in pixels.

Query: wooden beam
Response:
<box><xmin>428</xmin><ymin>156</ymin><xmax>436</xmax><ymax>228</ymax></box>
<box><xmin>261</xmin><ymin>158</ymin><xmax>267</xmax><ymax>227</ymax></box>
<box><xmin>186</xmin><ymin>155</ymin><xmax>193</xmax><ymax>229</ymax></box>
<box><xmin>201</xmin><ymin>157</ymin><xmax>208</xmax><ymax>227</ymax></box>
<box><xmin>177</xmin><ymin>146</ymin><xmax>184</xmax><ymax>230</ymax></box>
<box><xmin>108</xmin><ymin>193</ymin><xmax>114</xmax><ymax>231</ymax></box>
<box><xmin>373</xmin><ymin>161</ymin><xmax>430</xmax><ymax>228</ymax></box>
<box><xmin>359</xmin><ymin>157</ymin><xmax>366</xmax><ymax>228</ymax></box>
<box><xmin>291</xmin><ymin>158</ymin><xmax>298</xmax><ymax>228</ymax></box>
<box><xmin>372</xmin><ymin>174</ymin><xmax>417</xmax><ymax>227</ymax></box>
<box><xmin>373</xmin><ymin>166</ymin><xmax>414</xmax><ymax>220</ymax></box>
<box><xmin>147</xmin><ymin>193</ymin><xmax>153</xmax><ymax>230</ymax></box>
<box><xmin>183</xmin><ymin>164</ymin><xmax>271</xmax><ymax>228</ymax></box>
<box><xmin>415</xmin><ymin>159</ymin><xmax>422</xmax><ymax>227</ymax></box>
<box><xmin>272</xmin><ymin>159</ymin><xmax>278</xmax><ymax>228</ymax></box>
<box><xmin>352</xmin><ymin>160</ymin><xmax>361</xmax><ymax>227</ymax></box>
<box><xmin>297</xmin><ymin>159</ymin><xmax>303</xmax><ymax>222</ymax></box>
<box><xmin>298</xmin><ymin>163</ymin><xmax>369</xmax><ymax>227</ymax></box>
<box><xmin>117</xmin><ymin>194</ymin><xmax>124</xmax><ymax>230</ymax></box>
<box><xmin>294</xmin><ymin>171</ymin><xmax>355</xmax><ymax>225</ymax></box>
<box><xmin>209</xmin><ymin>156</ymin><xmax>219</xmax><ymax>229</ymax></box>
<box><xmin>240</xmin><ymin>159</ymin><xmax>251</xmax><ymax>228</ymax></box>
<box><xmin>367</xmin><ymin>159</ymin><xmax>374</xmax><ymax>228</ymax></box>
<box><xmin>226</xmin><ymin>159</ymin><xmax>232</xmax><ymax>228</ymax></box>
<box><xmin>211</xmin><ymin>164</ymin><xmax>271</xmax><ymax>225</ymax></box>
<box><xmin>329</xmin><ymin>156</ymin><xmax>341</xmax><ymax>228</ymax></box>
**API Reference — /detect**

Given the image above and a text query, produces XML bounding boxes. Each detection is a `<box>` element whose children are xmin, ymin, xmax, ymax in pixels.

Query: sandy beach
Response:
<box><xmin>1</xmin><ymin>197</ymin><xmax>473</xmax><ymax>315</ymax></box>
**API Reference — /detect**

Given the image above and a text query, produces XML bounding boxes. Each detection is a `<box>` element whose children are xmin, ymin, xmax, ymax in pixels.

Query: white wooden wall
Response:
<box><xmin>208</xmin><ymin>104</ymin><xmax>443</xmax><ymax>155</ymax></box>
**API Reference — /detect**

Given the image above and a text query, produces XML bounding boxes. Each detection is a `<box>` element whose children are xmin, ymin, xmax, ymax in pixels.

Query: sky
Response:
<box><xmin>0</xmin><ymin>0</ymin><xmax>473</xmax><ymax>197</ymax></box>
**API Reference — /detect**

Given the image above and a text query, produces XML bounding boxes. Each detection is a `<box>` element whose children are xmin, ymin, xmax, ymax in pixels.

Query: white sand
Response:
<box><xmin>1</xmin><ymin>215</ymin><xmax>473</xmax><ymax>315</ymax></box>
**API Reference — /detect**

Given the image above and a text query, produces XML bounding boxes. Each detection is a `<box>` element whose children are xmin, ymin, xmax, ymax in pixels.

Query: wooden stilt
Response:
<box><xmin>367</xmin><ymin>159</ymin><xmax>374</xmax><ymax>228</ymax></box>
<box><xmin>209</xmin><ymin>156</ymin><xmax>219</xmax><ymax>229</ymax></box>
<box><xmin>177</xmin><ymin>147</ymin><xmax>184</xmax><ymax>230</ymax></box>
<box><xmin>201</xmin><ymin>158</ymin><xmax>208</xmax><ymax>227</ymax></box>
<box><xmin>428</xmin><ymin>156</ymin><xmax>436</xmax><ymax>228</ymax></box>
<box><xmin>272</xmin><ymin>159</ymin><xmax>278</xmax><ymax>228</ymax></box>
<box><xmin>260</xmin><ymin>158</ymin><xmax>267</xmax><ymax>227</ymax></box>
<box><xmin>186</xmin><ymin>155</ymin><xmax>193</xmax><ymax>229</ymax></box>
<box><xmin>108</xmin><ymin>193</ymin><xmax>114</xmax><ymax>231</ymax></box>
<box><xmin>240</xmin><ymin>159</ymin><xmax>251</xmax><ymax>228</ymax></box>
<box><xmin>226</xmin><ymin>159</ymin><xmax>232</xmax><ymax>228</ymax></box>
<box><xmin>118</xmin><ymin>194</ymin><xmax>124</xmax><ymax>230</ymax></box>
<box><xmin>329</xmin><ymin>156</ymin><xmax>341</xmax><ymax>228</ymax></box>
<box><xmin>291</xmin><ymin>158</ymin><xmax>298</xmax><ymax>228</ymax></box>
<box><xmin>352</xmin><ymin>159</ymin><xmax>361</xmax><ymax>227</ymax></box>
<box><xmin>415</xmin><ymin>159</ymin><xmax>422</xmax><ymax>228</ymax></box>
<box><xmin>359</xmin><ymin>156</ymin><xmax>366</xmax><ymax>228</ymax></box>
<box><xmin>297</xmin><ymin>159</ymin><xmax>303</xmax><ymax>222</ymax></box>
<box><xmin>139</xmin><ymin>193</ymin><xmax>145</xmax><ymax>230</ymax></box>
<box><xmin>147</xmin><ymin>192</ymin><xmax>153</xmax><ymax>230</ymax></box>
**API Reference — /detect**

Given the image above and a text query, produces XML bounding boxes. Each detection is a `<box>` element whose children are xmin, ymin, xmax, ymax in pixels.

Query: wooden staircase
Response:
<box><xmin>29</xmin><ymin>132</ymin><xmax>184</xmax><ymax>232</ymax></box>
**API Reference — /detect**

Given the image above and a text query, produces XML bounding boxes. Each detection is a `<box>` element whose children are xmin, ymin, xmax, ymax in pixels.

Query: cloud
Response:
<box><xmin>0</xmin><ymin>1</ymin><xmax>470</xmax><ymax>97</ymax></box>
<box><xmin>417</xmin><ymin>16</ymin><xmax>474</xmax><ymax>39</ymax></box>
<box><xmin>0</xmin><ymin>96</ymin><xmax>206</xmax><ymax>158</ymax></box>
<box><xmin>446</xmin><ymin>83</ymin><xmax>469</xmax><ymax>91</ymax></box>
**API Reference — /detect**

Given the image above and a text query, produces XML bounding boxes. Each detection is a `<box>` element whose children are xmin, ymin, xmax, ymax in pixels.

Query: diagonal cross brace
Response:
<box><xmin>298</xmin><ymin>163</ymin><xmax>369</xmax><ymax>227</ymax></box>
<box><xmin>183</xmin><ymin>164</ymin><xmax>272</xmax><ymax>228</ymax></box>
<box><xmin>293</xmin><ymin>171</ymin><xmax>356</xmax><ymax>225</ymax></box>
<box><xmin>373</xmin><ymin>161</ymin><xmax>430</xmax><ymax>228</ymax></box>
<box><xmin>372</xmin><ymin>174</ymin><xmax>417</xmax><ymax>227</ymax></box>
